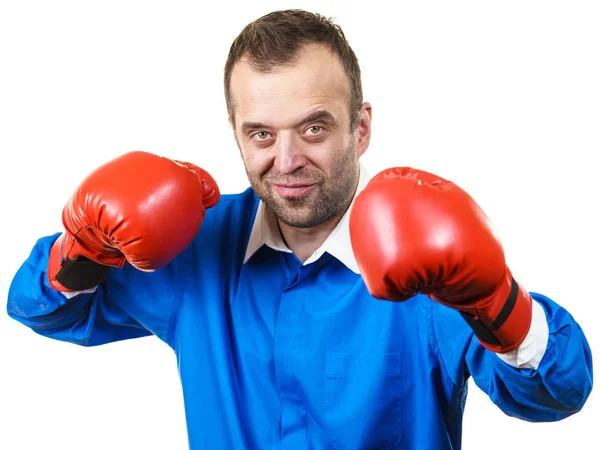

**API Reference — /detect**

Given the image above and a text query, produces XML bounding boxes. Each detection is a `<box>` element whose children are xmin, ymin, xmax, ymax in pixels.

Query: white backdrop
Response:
<box><xmin>1</xmin><ymin>1</ymin><xmax>598</xmax><ymax>449</ymax></box>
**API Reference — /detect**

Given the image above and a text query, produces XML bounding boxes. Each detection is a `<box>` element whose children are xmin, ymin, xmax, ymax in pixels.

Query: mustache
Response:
<box><xmin>262</xmin><ymin>169</ymin><xmax>323</xmax><ymax>185</ymax></box>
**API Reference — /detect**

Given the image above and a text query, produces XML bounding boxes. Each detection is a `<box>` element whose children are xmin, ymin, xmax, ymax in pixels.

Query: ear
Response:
<box><xmin>355</xmin><ymin>102</ymin><xmax>372</xmax><ymax>157</ymax></box>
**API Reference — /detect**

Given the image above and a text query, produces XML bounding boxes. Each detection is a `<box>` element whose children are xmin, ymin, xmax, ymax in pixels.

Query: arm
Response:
<box><xmin>349</xmin><ymin>166</ymin><xmax>593</xmax><ymax>421</ymax></box>
<box><xmin>7</xmin><ymin>150</ymin><xmax>220</xmax><ymax>347</ymax></box>
<box><xmin>7</xmin><ymin>232</ymin><xmax>177</xmax><ymax>346</ymax></box>
<box><xmin>432</xmin><ymin>293</ymin><xmax>593</xmax><ymax>421</ymax></box>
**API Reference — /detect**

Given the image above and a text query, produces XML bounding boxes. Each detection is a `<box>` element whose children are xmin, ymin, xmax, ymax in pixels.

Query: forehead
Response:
<box><xmin>229</xmin><ymin>44</ymin><xmax>350</xmax><ymax>128</ymax></box>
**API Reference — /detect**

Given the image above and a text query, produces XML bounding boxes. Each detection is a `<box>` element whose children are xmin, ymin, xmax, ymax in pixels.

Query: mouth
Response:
<box><xmin>272</xmin><ymin>183</ymin><xmax>317</xmax><ymax>198</ymax></box>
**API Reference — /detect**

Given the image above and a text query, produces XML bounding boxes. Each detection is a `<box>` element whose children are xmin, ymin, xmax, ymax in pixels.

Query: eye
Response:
<box><xmin>306</xmin><ymin>126</ymin><xmax>322</xmax><ymax>135</ymax></box>
<box><xmin>252</xmin><ymin>131</ymin><xmax>271</xmax><ymax>141</ymax></box>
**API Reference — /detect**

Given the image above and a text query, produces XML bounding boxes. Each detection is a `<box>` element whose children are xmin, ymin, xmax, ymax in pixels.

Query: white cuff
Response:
<box><xmin>61</xmin><ymin>286</ymin><xmax>98</xmax><ymax>299</ymax></box>
<box><xmin>495</xmin><ymin>299</ymin><xmax>549</xmax><ymax>370</ymax></box>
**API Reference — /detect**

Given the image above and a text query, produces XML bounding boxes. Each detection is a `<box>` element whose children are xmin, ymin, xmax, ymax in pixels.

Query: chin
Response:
<box><xmin>278</xmin><ymin>214</ymin><xmax>323</xmax><ymax>229</ymax></box>
<box><xmin>266</xmin><ymin>199</ymin><xmax>316</xmax><ymax>227</ymax></box>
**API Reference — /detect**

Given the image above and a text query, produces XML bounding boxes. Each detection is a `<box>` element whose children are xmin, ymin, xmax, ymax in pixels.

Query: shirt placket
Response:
<box><xmin>273</xmin><ymin>261</ymin><xmax>313</xmax><ymax>449</ymax></box>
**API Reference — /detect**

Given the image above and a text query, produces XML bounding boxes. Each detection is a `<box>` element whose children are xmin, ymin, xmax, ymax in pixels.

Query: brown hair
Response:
<box><xmin>224</xmin><ymin>9</ymin><xmax>363</xmax><ymax>132</ymax></box>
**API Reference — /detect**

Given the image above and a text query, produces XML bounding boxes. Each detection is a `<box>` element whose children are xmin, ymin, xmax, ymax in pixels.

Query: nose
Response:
<box><xmin>273</xmin><ymin>132</ymin><xmax>308</xmax><ymax>175</ymax></box>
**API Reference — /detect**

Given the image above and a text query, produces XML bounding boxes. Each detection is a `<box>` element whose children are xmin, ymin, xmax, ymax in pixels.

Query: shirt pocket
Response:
<box><xmin>324</xmin><ymin>351</ymin><xmax>403</xmax><ymax>450</ymax></box>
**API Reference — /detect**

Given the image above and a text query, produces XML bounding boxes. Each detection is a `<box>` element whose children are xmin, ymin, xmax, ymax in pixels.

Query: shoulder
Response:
<box><xmin>202</xmin><ymin>187</ymin><xmax>259</xmax><ymax>227</ymax></box>
<box><xmin>184</xmin><ymin>187</ymin><xmax>259</xmax><ymax>262</ymax></box>
<box><xmin>197</xmin><ymin>187</ymin><xmax>259</xmax><ymax>239</ymax></box>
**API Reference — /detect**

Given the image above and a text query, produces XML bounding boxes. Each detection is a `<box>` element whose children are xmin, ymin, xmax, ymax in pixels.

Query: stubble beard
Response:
<box><xmin>247</xmin><ymin>142</ymin><xmax>359</xmax><ymax>229</ymax></box>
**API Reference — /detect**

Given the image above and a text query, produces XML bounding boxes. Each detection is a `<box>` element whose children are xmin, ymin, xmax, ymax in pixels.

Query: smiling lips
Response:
<box><xmin>272</xmin><ymin>182</ymin><xmax>317</xmax><ymax>197</ymax></box>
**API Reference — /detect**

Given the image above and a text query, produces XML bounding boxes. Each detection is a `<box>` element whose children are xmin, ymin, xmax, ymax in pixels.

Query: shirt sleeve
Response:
<box><xmin>431</xmin><ymin>291</ymin><xmax>593</xmax><ymax>422</ymax></box>
<box><xmin>6</xmin><ymin>232</ymin><xmax>183</xmax><ymax>347</ymax></box>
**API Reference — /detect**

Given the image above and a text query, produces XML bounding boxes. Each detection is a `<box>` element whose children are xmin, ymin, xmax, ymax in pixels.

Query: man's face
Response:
<box><xmin>229</xmin><ymin>44</ymin><xmax>371</xmax><ymax>228</ymax></box>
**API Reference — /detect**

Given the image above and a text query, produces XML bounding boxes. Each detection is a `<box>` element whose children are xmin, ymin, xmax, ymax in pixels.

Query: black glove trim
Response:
<box><xmin>55</xmin><ymin>255</ymin><xmax>111</xmax><ymax>291</ymax></box>
<box><xmin>459</xmin><ymin>276</ymin><xmax>519</xmax><ymax>346</ymax></box>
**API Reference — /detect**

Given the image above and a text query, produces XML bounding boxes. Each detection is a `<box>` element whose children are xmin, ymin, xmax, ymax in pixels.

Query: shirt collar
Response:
<box><xmin>243</xmin><ymin>162</ymin><xmax>372</xmax><ymax>274</ymax></box>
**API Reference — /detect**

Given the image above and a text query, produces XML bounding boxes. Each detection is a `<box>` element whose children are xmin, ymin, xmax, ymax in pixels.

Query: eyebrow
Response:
<box><xmin>241</xmin><ymin>110</ymin><xmax>338</xmax><ymax>135</ymax></box>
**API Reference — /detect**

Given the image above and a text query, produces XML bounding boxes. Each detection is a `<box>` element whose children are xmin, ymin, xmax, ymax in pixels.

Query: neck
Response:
<box><xmin>278</xmin><ymin>211</ymin><xmax>345</xmax><ymax>263</ymax></box>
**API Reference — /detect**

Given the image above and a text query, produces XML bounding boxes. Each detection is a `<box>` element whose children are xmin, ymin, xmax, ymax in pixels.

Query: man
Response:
<box><xmin>7</xmin><ymin>9</ymin><xmax>593</xmax><ymax>450</ymax></box>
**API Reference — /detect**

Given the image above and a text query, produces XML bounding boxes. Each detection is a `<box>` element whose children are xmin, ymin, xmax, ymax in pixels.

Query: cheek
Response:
<box><xmin>311</xmin><ymin>138</ymin><xmax>351</xmax><ymax>171</ymax></box>
<box><xmin>242</xmin><ymin>149</ymin><xmax>272</xmax><ymax>178</ymax></box>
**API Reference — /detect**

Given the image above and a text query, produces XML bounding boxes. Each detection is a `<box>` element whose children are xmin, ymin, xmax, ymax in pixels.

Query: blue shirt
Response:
<box><xmin>7</xmin><ymin>168</ymin><xmax>594</xmax><ymax>449</ymax></box>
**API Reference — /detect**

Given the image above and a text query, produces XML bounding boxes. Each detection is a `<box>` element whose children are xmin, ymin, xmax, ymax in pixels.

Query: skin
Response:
<box><xmin>229</xmin><ymin>43</ymin><xmax>372</xmax><ymax>262</ymax></box>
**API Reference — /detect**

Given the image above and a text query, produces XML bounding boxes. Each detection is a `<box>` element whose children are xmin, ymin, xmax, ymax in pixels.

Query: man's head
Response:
<box><xmin>224</xmin><ymin>9</ymin><xmax>372</xmax><ymax>228</ymax></box>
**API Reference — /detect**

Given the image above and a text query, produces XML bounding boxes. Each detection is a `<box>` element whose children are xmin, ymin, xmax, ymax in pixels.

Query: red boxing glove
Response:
<box><xmin>349</xmin><ymin>167</ymin><xmax>532</xmax><ymax>353</ymax></box>
<box><xmin>48</xmin><ymin>150</ymin><xmax>220</xmax><ymax>292</ymax></box>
